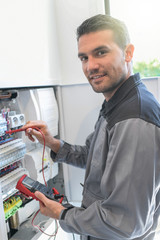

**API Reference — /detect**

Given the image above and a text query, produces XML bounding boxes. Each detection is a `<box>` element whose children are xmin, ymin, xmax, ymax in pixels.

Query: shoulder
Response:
<box><xmin>137</xmin><ymin>82</ymin><xmax>160</xmax><ymax>126</ymax></box>
<box><xmin>108</xmin><ymin>81</ymin><xmax>160</xmax><ymax>129</ymax></box>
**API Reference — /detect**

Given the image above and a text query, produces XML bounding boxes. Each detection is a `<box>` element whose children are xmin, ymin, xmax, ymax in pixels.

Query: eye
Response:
<box><xmin>96</xmin><ymin>50</ymin><xmax>107</xmax><ymax>57</ymax></box>
<box><xmin>79</xmin><ymin>56</ymin><xmax>88</xmax><ymax>62</ymax></box>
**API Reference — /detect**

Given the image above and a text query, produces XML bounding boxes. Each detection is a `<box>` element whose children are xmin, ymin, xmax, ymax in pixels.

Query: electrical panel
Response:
<box><xmin>0</xmin><ymin>88</ymin><xmax>59</xmax><ymax>240</ymax></box>
<box><xmin>0</xmin><ymin>92</ymin><xmax>28</xmax><ymax>239</ymax></box>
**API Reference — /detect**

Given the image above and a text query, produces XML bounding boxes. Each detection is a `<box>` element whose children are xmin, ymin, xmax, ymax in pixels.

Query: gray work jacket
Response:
<box><xmin>51</xmin><ymin>73</ymin><xmax>160</xmax><ymax>240</ymax></box>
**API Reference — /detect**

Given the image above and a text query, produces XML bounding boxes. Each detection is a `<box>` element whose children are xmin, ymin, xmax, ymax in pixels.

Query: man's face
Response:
<box><xmin>78</xmin><ymin>30</ymin><xmax>129</xmax><ymax>101</ymax></box>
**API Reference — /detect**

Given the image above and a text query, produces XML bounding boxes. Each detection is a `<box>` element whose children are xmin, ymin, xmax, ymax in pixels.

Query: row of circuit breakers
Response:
<box><xmin>0</xmin><ymin>106</ymin><xmax>28</xmax><ymax>222</ymax></box>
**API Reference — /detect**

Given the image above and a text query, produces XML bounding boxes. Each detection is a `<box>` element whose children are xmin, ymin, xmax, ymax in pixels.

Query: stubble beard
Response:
<box><xmin>90</xmin><ymin>73</ymin><xmax>127</xmax><ymax>96</ymax></box>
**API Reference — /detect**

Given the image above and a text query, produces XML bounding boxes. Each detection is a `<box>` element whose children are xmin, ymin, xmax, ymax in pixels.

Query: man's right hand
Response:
<box><xmin>22</xmin><ymin>120</ymin><xmax>61</xmax><ymax>153</ymax></box>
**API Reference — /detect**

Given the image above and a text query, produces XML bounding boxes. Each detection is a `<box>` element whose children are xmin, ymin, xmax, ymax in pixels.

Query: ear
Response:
<box><xmin>125</xmin><ymin>44</ymin><xmax>134</xmax><ymax>62</ymax></box>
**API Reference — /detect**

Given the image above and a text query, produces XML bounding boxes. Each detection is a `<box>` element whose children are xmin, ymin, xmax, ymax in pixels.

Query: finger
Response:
<box><xmin>28</xmin><ymin>134</ymin><xmax>35</xmax><ymax>142</ymax></box>
<box><xmin>22</xmin><ymin>120</ymin><xmax>45</xmax><ymax>130</ymax></box>
<box><xmin>21</xmin><ymin>123</ymin><xmax>36</xmax><ymax>130</ymax></box>
<box><xmin>35</xmin><ymin>191</ymin><xmax>49</xmax><ymax>205</ymax></box>
<box><xmin>25</xmin><ymin>128</ymin><xmax>33</xmax><ymax>136</ymax></box>
<box><xmin>26</xmin><ymin>128</ymin><xmax>41</xmax><ymax>139</ymax></box>
<box><xmin>31</xmin><ymin>128</ymin><xmax>42</xmax><ymax>136</ymax></box>
<box><xmin>25</xmin><ymin>128</ymin><xmax>35</xmax><ymax>142</ymax></box>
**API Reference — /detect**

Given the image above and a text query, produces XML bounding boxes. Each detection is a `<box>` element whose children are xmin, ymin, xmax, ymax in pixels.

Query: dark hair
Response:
<box><xmin>76</xmin><ymin>14</ymin><xmax>130</xmax><ymax>50</ymax></box>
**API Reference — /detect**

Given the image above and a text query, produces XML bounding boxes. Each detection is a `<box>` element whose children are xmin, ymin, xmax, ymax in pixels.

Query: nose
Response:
<box><xmin>86</xmin><ymin>56</ymin><xmax>99</xmax><ymax>73</ymax></box>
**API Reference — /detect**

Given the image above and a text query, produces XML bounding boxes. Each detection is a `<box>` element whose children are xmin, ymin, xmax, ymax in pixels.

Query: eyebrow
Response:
<box><xmin>78</xmin><ymin>45</ymin><xmax>110</xmax><ymax>58</ymax></box>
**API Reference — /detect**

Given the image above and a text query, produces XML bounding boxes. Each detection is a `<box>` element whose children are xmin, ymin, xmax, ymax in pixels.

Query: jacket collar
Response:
<box><xmin>100</xmin><ymin>73</ymin><xmax>141</xmax><ymax>118</ymax></box>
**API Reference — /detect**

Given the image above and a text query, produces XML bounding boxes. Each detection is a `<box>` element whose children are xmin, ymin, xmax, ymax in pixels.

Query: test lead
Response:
<box><xmin>5</xmin><ymin>129</ymin><xmax>25</xmax><ymax>134</ymax></box>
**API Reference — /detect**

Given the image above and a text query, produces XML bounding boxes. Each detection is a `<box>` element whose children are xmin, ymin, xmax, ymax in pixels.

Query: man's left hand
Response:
<box><xmin>35</xmin><ymin>191</ymin><xmax>66</xmax><ymax>219</ymax></box>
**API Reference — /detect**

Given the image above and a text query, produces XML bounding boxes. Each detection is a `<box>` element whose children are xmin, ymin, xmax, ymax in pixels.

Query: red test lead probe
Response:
<box><xmin>6</xmin><ymin>127</ymin><xmax>43</xmax><ymax>135</ymax></box>
<box><xmin>6</xmin><ymin>128</ymin><xmax>25</xmax><ymax>134</ymax></box>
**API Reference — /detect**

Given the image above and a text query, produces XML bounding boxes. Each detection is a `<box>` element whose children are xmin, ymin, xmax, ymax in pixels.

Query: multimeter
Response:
<box><xmin>16</xmin><ymin>174</ymin><xmax>62</xmax><ymax>201</ymax></box>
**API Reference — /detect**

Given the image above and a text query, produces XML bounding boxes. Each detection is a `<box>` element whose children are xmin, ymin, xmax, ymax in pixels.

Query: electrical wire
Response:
<box><xmin>31</xmin><ymin>209</ymin><xmax>59</xmax><ymax>237</ymax></box>
<box><xmin>29</xmin><ymin>127</ymin><xmax>59</xmax><ymax>237</ymax></box>
<box><xmin>31</xmin><ymin>127</ymin><xmax>47</xmax><ymax>186</ymax></box>
<box><xmin>72</xmin><ymin>234</ymin><xmax>76</xmax><ymax>240</ymax></box>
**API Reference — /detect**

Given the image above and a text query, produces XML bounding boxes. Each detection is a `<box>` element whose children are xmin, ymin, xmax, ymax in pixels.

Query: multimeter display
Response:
<box><xmin>16</xmin><ymin>174</ymin><xmax>56</xmax><ymax>201</ymax></box>
<box><xmin>23</xmin><ymin>176</ymin><xmax>35</xmax><ymax>188</ymax></box>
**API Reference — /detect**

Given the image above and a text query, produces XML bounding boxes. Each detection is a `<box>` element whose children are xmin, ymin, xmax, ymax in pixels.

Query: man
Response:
<box><xmin>24</xmin><ymin>14</ymin><xmax>160</xmax><ymax>240</ymax></box>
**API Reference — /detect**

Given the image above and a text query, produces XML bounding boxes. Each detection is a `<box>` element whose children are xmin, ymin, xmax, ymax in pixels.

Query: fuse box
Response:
<box><xmin>0</xmin><ymin>92</ymin><xmax>28</xmax><ymax>239</ymax></box>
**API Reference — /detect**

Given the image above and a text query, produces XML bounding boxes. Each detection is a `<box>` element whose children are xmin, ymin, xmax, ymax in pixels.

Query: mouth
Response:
<box><xmin>89</xmin><ymin>74</ymin><xmax>107</xmax><ymax>82</ymax></box>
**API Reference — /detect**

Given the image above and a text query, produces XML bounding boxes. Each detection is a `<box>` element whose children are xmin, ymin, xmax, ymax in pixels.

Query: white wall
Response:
<box><xmin>142</xmin><ymin>77</ymin><xmax>160</xmax><ymax>102</ymax></box>
<box><xmin>54</xmin><ymin>0</ymin><xmax>105</xmax><ymax>85</ymax></box>
<box><xmin>0</xmin><ymin>0</ymin><xmax>61</xmax><ymax>88</ymax></box>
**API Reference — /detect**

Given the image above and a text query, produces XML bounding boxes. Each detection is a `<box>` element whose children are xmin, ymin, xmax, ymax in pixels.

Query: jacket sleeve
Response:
<box><xmin>50</xmin><ymin>132</ymin><xmax>94</xmax><ymax>169</ymax></box>
<box><xmin>59</xmin><ymin>119</ymin><xmax>160</xmax><ymax>239</ymax></box>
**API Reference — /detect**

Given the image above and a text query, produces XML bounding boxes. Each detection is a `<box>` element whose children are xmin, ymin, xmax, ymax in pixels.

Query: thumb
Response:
<box><xmin>35</xmin><ymin>191</ymin><xmax>48</xmax><ymax>204</ymax></box>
